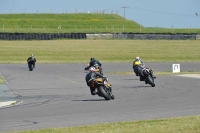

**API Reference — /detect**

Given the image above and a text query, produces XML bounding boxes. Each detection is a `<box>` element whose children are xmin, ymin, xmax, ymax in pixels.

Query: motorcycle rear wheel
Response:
<box><xmin>28</xmin><ymin>64</ymin><xmax>33</xmax><ymax>71</ymax></box>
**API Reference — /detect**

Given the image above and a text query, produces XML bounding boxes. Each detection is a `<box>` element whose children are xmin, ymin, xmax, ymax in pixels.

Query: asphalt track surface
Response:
<box><xmin>0</xmin><ymin>62</ymin><xmax>200</xmax><ymax>132</ymax></box>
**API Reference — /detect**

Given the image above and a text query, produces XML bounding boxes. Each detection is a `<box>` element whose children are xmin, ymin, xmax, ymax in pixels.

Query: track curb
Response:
<box><xmin>0</xmin><ymin>100</ymin><xmax>17</xmax><ymax>108</ymax></box>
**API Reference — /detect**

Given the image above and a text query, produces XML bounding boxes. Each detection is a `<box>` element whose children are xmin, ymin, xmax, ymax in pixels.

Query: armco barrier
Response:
<box><xmin>0</xmin><ymin>33</ymin><xmax>87</xmax><ymax>40</ymax></box>
<box><xmin>112</xmin><ymin>33</ymin><xmax>196</xmax><ymax>40</ymax></box>
<box><xmin>87</xmin><ymin>34</ymin><xmax>113</xmax><ymax>39</ymax></box>
<box><xmin>86</xmin><ymin>33</ymin><xmax>197</xmax><ymax>40</ymax></box>
<box><xmin>197</xmin><ymin>35</ymin><xmax>200</xmax><ymax>40</ymax></box>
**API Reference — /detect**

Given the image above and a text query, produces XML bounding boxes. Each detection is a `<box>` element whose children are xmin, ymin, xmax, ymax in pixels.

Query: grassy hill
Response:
<box><xmin>0</xmin><ymin>13</ymin><xmax>199</xmax><ymax>33</ymax></box>
<box><xmin>0</xmin><ymin>14</ymin><xmax>143</xmax><ymax>33</ymax></box>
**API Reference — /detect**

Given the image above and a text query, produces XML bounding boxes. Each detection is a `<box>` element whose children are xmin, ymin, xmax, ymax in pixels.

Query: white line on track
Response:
<box><xmin>176</xmin><ymin>74</ymin><xmax>200</xmax><ymax>78</ymax></box>
<box><xmin>0</xmin><ymin>72</ymin><xmax>8</xmax><ymax>84</ymax></box>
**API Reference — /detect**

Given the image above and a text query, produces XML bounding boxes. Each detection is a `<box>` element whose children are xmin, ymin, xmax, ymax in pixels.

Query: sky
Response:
<box><xmin>0</xmin><ymin>0</ymin><xmax>200</xmax><ymax>28</ymax></box>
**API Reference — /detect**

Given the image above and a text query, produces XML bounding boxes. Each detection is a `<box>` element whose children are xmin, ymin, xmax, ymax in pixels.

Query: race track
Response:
<box><xmin>0</xmin><ymin>63</ymin><xmax>200</xmax><ymax>132</ymax></box>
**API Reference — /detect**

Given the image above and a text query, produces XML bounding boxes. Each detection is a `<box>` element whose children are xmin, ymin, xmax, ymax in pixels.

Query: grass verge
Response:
<box><xmin>0</xmin><ymin>40</ymin><xmax>200</xmax><ymax>63</ymax></box>
<box><xmin>0</xmin><ymin>75</ymin><xmax>4</xmax><ymax>84</ymax></box>
<box><xmin>13</xmin><ymin>115</ymin><xmax>200</xmax><ymax>133</ymax></box>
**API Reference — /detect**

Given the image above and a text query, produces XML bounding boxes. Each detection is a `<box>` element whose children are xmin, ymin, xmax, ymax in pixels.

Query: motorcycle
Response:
<box><xmin>27</xmin><ymin>59</ymin><xmax>35</xmax><ymax>71</ymax></box>
<box><xmin>141</xmin><ymin>68</ymin><xmax>155</xmax><ymax>87</ymax></box>
<box><xmin>133</xmin><ymin>63</ymin><xmax>155</xmax><ymax>87</ymax></box>
<box><xmin>91</xmin><ymin>77</ymin><xmax>114</xmax><ymax>100</ymax></box>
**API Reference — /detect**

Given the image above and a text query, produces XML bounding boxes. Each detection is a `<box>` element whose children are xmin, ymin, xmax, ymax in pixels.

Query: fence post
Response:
<box><xmin>58</xmin><ymin>25</ymin><xmax>61</xmax><ymax>34</ymax></box>
<box><xmin>44</xmin><ymin>25</ymin><xmax>45</xmax><ymax>32</ymax></box>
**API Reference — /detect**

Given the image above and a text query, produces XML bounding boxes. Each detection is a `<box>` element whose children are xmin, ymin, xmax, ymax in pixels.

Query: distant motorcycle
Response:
<box><xmin>91</xmin><ymin>77</ymin><xmax>114</xmax><ymax>100</ymax></box>
<box><xmin>27</xmin><ymin>59</ymin><xmax>35</xmax><ymax>71</ymax></box>
<box><xmin>141</xmin><ymin>68</ymin><xmax>155</xmax><ymax>87</ymax></box>
<box><xmin>133</xmin><ymin>63</ymin><xmax>155</xmax><ymax>87</ymax></box>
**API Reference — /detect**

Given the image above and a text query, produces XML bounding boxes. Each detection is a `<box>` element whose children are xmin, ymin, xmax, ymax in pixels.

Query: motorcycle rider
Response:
<box><xmin>85</xmin><ymin>67</ymin><xmax>105</xmax><ymax>95</ymax></box>
<box><xmin>133</xmin><ymin>56</ymin><xmax>156</xmax><ymax>80</ymax></box>
<box><xmin>27</xmin><ymin>54</ymin><xmax>36</xmax><ymax>68</ymax></box>
<box><xmin>85</xmin><ymin>57</ymin><xmax>103</xmax><ymax>74</ymax></box>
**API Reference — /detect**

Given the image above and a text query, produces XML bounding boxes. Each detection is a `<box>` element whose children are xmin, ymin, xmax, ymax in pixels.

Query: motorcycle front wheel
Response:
<box><xmin>28</xmin><ymin>64</ymin><xmax>33</xmax><ymax>71</ymax></box>
<box><xmin>98</xmin><ymin>86</ymin><xmax>111</xmax><ymax>100</ymax></box>
<box><xmin>146</xmin><ymin>75</ymin><xmax>155</xmax><ymax>87</ymax></box>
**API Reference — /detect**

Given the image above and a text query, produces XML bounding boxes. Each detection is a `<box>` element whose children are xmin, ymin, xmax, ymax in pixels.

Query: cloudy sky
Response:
<box><xmin>0</xmin><ymin>0</ymin><xmax>199</xmax><ymax>28</ymax></box>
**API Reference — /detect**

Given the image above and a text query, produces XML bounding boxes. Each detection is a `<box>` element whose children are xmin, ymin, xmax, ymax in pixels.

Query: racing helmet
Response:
<box><xmin>90</xmin><ymin>57</ymin><xmax>94</xmax><ymax>61</ymax></box>
<box><xmin>135</xmin><ymin>56</ymin><xmax>140</xmax><ymax>60</ymax></box>
<box><xmin>134</xmin><ymin>61</ymin><xmax>140</xmax><ymax>66</ymax></box>
<box><xmin>94</xmin><ymin>64</ymin><xmax>100</xmax><ymax>72</ymax></box>
<box><xmin>89</xmin><ymin>67</ymin><xmax>96</xmax><ymax>72</ymax></box>
<box><xmin>31</xmin><ymin>54</ymin><xmax>34</xmax><ymax>57</ymax></box>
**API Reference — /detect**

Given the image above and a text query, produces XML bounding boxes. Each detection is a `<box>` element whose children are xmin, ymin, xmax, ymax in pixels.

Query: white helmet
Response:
<box><xmin>135</xmin><ymin>56</ymin><xmax>140</xmax><ymax>60</ymax></box>
<box><xmin>31</xmin><ymin>54</ymin><xmax>34</xmax><ymax>57</ymax></box>
<box><xmin>89</xmin><ymin>67</ymin><xmax>96</xmax><ymax>72</ymax></box>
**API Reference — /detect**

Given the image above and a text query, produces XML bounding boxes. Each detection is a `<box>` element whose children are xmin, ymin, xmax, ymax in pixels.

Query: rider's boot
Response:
<box><xmin>92</xmin><ymin>91</ymin><xmax>97</xmax><ymax>95</ymax></box>
<box><xmin>110</xmin><ymin>94</ymin><xmax>114</xmax><ymax>100</ymax></box>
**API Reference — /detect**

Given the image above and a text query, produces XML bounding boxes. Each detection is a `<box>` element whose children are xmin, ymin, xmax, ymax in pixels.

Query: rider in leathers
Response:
<box><xmin>133</xmin><ymin>56</ymin><xmax>156</xmax><ymax>81</ymax></box>
<box><xmin>27</xmin><ymin>54</ymin><xmax>36</xmax><ymax>68</ymax></box>
<box><xmin>85</xmin><ymin>67</ymin><xmax>104</xmax><ymax>95</ymax></box>
<box><xmin>85</xmin><ymin>58</ymin><xmax>103</xmax><ymax>74</ymax></box>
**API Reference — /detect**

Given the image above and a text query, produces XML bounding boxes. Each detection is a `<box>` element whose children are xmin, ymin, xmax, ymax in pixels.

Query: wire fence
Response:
<box><xmin>0</xmin><ymin>24</ymin><xmax>200</xmax><ymax>34</ymax></box>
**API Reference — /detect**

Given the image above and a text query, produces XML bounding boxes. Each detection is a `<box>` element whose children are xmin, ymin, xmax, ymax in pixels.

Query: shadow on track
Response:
<box><xmin>72</xmin><ymin>99</ymin><xmax>107</xmax><ymax>101</ymax></box>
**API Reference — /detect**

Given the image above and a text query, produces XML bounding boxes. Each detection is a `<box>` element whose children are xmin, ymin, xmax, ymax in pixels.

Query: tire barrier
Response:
<box><xmin>0</xmin><ymin>33</ymin><xmax>197</xmax><ymax>40</ymax></box>
<box><xmin>0</xmin><ymin>33</ymin><xmax>87</xmax><ymax>40</ymax></box>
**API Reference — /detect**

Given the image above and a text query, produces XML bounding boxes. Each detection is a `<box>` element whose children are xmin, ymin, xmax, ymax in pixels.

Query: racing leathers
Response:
<box><xmin>27</xmin><ymin>56</ymin><xmax>36</xmax><ymax>68</ymax></box>
<box><xmin>133</xmin><ymin>59</ymin><xmax>156</xmax><ymax>80</ymax></box>
<box><xmin>85</xmin><ymin>58</ymin><xmax>103</xmax><ymax>74</ymax></box>
<box><xmin>85</xmin><ymin>71</ymin><xmax>104</xmax><ymax>95</ymax></box>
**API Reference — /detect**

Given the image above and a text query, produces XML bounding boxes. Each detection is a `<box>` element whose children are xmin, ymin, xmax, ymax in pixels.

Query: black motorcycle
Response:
<box><xmin>141</xmin><ymin>68</ymin><xmax>155</xmax><ymax>87</ymax></box>
<box><xmin>134</xmin><ymin>66</ymin><xmax>155</xmax><ymax>87</ymax></box>
<box><xmin>92</xmin><ymin>77</ymin><xmax>114</xmax><ymax>100</ymax></box>
<box><xmin>28</xmin><ymin>60</ymin><xmax>35</xmax><ymax>71</ymax></box>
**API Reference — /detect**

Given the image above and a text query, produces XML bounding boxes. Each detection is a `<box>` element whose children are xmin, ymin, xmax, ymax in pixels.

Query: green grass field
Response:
<box><xmin>0</xmin><ymin>40</ymin><xmax>200</xmax><ymax>63</ymax></box>
<box><xmin>0</xmin><ymin>14</ymin><xmax>199</xmax><ymax>33</ymax></box>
